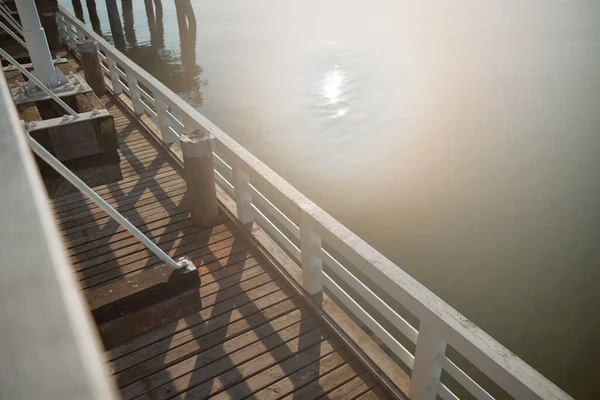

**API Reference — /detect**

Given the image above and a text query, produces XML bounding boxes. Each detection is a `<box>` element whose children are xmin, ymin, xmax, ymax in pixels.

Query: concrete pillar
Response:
<box><xmin>76</xmin><ymin>39</ymin><xmax>106</xmax><ymax>95</ymax></box>
<box><xmin>14</xmin><ymin>0</ymin><xmax>62</xmax><ymax>88</ymax></box>
<box><xmin>181</xmin><ymin>130</ymin><xmax>218</xmax><ymax>229</ymax></box>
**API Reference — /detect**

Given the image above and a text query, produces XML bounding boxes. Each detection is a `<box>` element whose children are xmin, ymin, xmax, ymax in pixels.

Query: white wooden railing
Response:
<box><xmin>56</xmin><ymin>8</ymin><xmax>572</xmax><ymax>400</ymax></box>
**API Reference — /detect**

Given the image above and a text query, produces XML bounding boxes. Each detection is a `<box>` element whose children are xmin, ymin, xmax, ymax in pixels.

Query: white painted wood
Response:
<box><xmin>106</xmin><ymin>57</ymin><xmax>122</xmax><ymax>94</ymax></box>
<box><xmin>0</xmin><ymin>71</ymin><xmax>116</xmax><ymax>400</ymax></box>
<box><xmin>214</xmin><ymin>169</ymin><xmax>235</xmax><ymax>198</ymax></box>
<box><xmin>250</xmin><ymin>184</ymin><xmax>299</xmax><ymax>239</ymax></box>
<box><xmin>437</xmin><ymin>382</ymin><xmax>461</xmax><ymax>400</ymax></box>
<box><xmin>442</xmin><ymin>356</ymin><xmax>495</xmax><ymax>400</ymax></box>
<box><xmin>251</xmin><ymin>203</ymin><xmax>301</xmax><ymax>262</ymax></box>
<box><xmin>232</xmin><ymin>163</ymin><xmax>253</xmax><ymax>224</ymax></box>
<box><xmin>300</xmin><ymin>210</ymin><xmax>323</xmax><ymax>295</ymax></box>
<box><xmin>317</xmin><ymin>247</ymin><xmax>418</xmax><ymax>344</ymax></box>
<box><xmin>213</xmin><ymin>151</ymin><xmax>233</xmax><ymax>180</ymax></box>
<box><xmin>155</xmin><ymin>95</ymin><xmax>177</xmax><ymax>144</ymax></box>
<box><xmin>127</xmin><ymin>73</ymin><xmax>143</xmax><ymax>115</ymax></box>
<box><xmin>323</xmin><ymin>272</ymin><xmax>415</xmax><ymax>369</ymax></box>
<box><xmin>410</xmin><ymin>322</ymin><xmax>447</xmax><ymax>400</ymax></box>
<box><xmin>59</xmin><ymin>8</ymin><xmax>574</xmax><ymax>400</ymax></box>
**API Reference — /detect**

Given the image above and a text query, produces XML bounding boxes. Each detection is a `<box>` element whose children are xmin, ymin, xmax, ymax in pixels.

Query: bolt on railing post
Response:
<box><xmin>299</xmin><ymin>210</ymin><xmax>323</xmax><ymax>295</ymax></box>
<box><xmin>127</xmin><ymin>73</ymin><xmax>144</xmax><ymax>115</ymax></box>
<box><xmin>232</xmin><ymin>163</ymin><xmax>253</xmax><ymax>225</ymax></box>
<box><xmin>410</xmin><ymin>322</ymin><xmax>447</xmax><ymax>400</ymax></box>
<box><xmin>107</xmin><ymin>57</ymin><xmax>122</xmax><ymax>94</ymax></box>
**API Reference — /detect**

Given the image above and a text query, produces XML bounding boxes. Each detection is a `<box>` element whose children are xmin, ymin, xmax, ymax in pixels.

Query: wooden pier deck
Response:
<box><xmin>48</xmin><ymin>62</ymin><xmax>394</xmax><ymax>400</ymax></box>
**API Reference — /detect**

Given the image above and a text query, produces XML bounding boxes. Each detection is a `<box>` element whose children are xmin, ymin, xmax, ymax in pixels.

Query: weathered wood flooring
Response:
<box><xmin>48</xmin><ymin>80</ymin><xmax>393</xmax><ymax>399</ymax></box>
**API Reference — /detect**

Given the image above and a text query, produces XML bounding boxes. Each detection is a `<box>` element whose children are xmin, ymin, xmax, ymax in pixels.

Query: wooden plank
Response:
<box><xmin>188</xmin><ymin>338</ymin><xmax>342</xmax><ymax>400</ymax></box>
<box><xmin>82</xmin><ymin>239</ymin><xmax>258</xmax><ymax>291</ymax></box>
<box><xmin>67</xmin><ymin>215</ymin><xmax>191</xmax><ymax>259</ymax></box>
<box><xmin>114</xmin><ymin>297</ymin><xmax>302</xmax><ymax>388</ymax></box>
<box><xmin>73</xmin><ymin>225</ymin><xmax>233</xmax><ymax>273</ymax></box>
<box><xmin>127</xmin><ymin>320</ymin><xmax>327</xmax><ymax>400</ymax></box>
<box><xmin>249</xmin><ymin>351</ymin><xmax>349</xmax><ymax>400</ymax></box>
<box><xmin>107</xmin><ymin>281</ymin><xmax>289</xmax><ymax>361</ymax></box>
<box><xmin>59</xmin><ymin>191</ymin><xmax>187</xmax><ymax>234</ymax></box>
<box><xmin>355</xmin><ymin>386</ymin><xmax>390</xmax><ymax>400</ymax></box>
<box><xmin>76</xmin><ymin>232</ymin><xmax>244</xmax><ymax>281</ymax></box>
<box><xmin>17</xmin><ymin>102</ymin><xmax>42</xmax><ymax>122</ymax></box>
<box><xmin>51</xmin><ymin>168</ymin><xmax>181</xmax><ymax>209</ymax></box>
<box><xmin>54</xmin><ymin>182</ymin><xmax>186</xmax><ymax>223</ymax></box>
<box><xmin>96</xmin><ymin>270</ymin><xmax>283</xmax><ymax>349</ymax></box>
<box><xmin>208</xmin><ymin>340</ymin><xmax>346</xmax><ymax>400</ymax></box>
<box><xmin>62</xmin><ymin>209</ymin><xmax>190</xmax><ymax>251</ymax></box>
<box><xmin>279</xmin><ymin>359</ymin><xmax>367</xmax><ymax>400</ymax></box>
<box><xmin>110</xmin><ymin>289</ymin><xmax>294</xmax><ymax>375</ymax></box>
<box><xmin>325</xmin><ymin>372</ymin><xmax>379</xmax><ymax>399</ymax></box>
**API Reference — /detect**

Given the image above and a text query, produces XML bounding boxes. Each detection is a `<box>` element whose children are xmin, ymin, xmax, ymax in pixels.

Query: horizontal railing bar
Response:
<box><xmin>0</xmin><ymin>47</ymin><xmax>78</xmax><ymax>117</ymax></box>
<box><xmin>323</xmin><ymin>271</ymin><xmax>415</xmax><ymax>370</ymax></box>
<box><xmin>442</xmin><ymin>356</ymin><xmax>495</xmax><ymax>400</ymax></box>
<box><xmin>213</xmin><ymin>152</ymin><xmax>232</xmax><ymax>177</ymax></box>
<box><xmin>165</xmin><ymin>108</ymin><xmax>185</xmax><ymax>130</ymax></box>
<box><xmin>250</xmin><ymin>184</ymin><xmax>299</xmax><ymax>239</ymax></box>
<box><xmin>317</xmin><ymin>246</ymin><xmax>418</xmax><ymax>344</ymax></box>
<box><xmin>140</xmin><ymin>100</ymin><xmax>158</xmax><ymax>119</ymax></box>
<box><xmin>437</xmin><ymin>382</ymin><xmax>460</xmax><ymax>400</ymax></box>
<box><xmin>251</xmin><ymin>203</ymin><xmax>301</xmax><ymax>262</ymax></box>
<box><xmin>137</xmin><ymin>86</ymin><xmax>155</xmax><ymax>106</ymax></box>
<box><xmin>27</xmin><ymin>134</ymin><xmax>185</xmax><ymax>271</ymax></box>
<box><xmin>214</xmin><ymin>169</ymin><xmax>235</xmax><ymax>198</ymax></box>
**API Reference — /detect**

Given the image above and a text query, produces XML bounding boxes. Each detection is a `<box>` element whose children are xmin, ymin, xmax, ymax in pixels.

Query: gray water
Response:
<box><xmin>60</xmin><ymin>0</ymin><xmax>600</xmax><ymax>397</ymax></box>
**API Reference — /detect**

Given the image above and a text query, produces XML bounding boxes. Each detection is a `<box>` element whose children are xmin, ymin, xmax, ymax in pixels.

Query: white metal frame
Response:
<box><xmin>57</xmin><ymin>8</ymin><xmax>573</xmax><ymax>400</ymax></box>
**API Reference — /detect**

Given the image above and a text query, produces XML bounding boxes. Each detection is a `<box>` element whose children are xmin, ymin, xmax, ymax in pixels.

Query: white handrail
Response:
<box><xmin>56</xmin><ymin>8</ymin><xmax>573</xmax><ymax>400</ymax></box>
<box><xmin>26</xmin><ymin>134</ymin><xmax>190</xmax><ymax>271</ymax></box>
<box><xmin>0</xmin><ymin>4</ymin><xmax>24</xmax><ymax>36</ymax></box>
<box><xmin>0</xmin><ymin>19</ymin><xmax>27</xmax><ymax>49</ymax></box>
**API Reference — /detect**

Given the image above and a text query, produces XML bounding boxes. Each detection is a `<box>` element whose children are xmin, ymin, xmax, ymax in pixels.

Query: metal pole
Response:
<box><xmin>0</xmin><ymin>47</ymin><xmax>78</xmax><ymax>117</ymax></box>
<box><xmin>13</xmin><ymin>0</ymin><xmax>61</xmax><ymax>87</ymax></box>
<box><xmin>0</xmin><ymin>6</ymin><xmax>25</xmax><ymax>35</ymax></box>
<box><xmin>26</xmin><ymin>134</ymin><xmax>191</xmax><ymax>271</ymax></box>
<box><xmin>0</xmin><ymin>20</ymin><xmax>28</xmax><ymax>49</ymax></box>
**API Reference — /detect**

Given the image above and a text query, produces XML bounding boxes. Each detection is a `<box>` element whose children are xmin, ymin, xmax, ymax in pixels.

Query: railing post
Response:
<box><xmin>127</xmin><ymin>73</ymin><xmax>144</xmax><ymax>115</ymax></box>
<box><xmin>299</xmin><ymin>210</ymin><xmax>323</xmax><ymax>295</ymax></box>
<box><xmin>232</xmin><ymin>163</ymin><xmax>253</xmax><ymax>225</ymax></box>
<box><xmin>107</xmin><ymin>57</ymin><xmax>122</xmax><ymax>94</ymax></box>
<box><xmin>181</xmin><ymin>130</ymin><xmax>219</xmax><ymax>228</ymax></box>
<box><xmin>410</xmin><ymin>322</ymin><xmax>447</xmax><ymax>400</ymax></box>
<box><xmin>155</xmin><ymin>95</ymin><xmax>177</xmax><ymax>144</ymax></box>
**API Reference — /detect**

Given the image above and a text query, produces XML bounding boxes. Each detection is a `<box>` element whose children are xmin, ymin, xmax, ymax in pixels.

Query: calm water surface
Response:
<box><xmin>61</xmin><ymin>0</ymin><xmax>600</xmax><ymax>397</ymax></box>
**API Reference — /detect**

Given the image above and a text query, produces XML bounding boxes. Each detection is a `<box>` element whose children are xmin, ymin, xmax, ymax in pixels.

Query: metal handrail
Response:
<box><xmin>0</xmin><ymin>47</ymin><xmax>78</xmax><ymax>116</ymax></box>
<box><xmin>0</xmin><ymin>19</ymin><xmax>27</xmax><ymax>49</ymax></box>
<box><xmin>26</xmin><ymin>133</ymin><xmax>192</xmax><ymax>271</ymax></box>
<box><xmin>0</xmin><ymin>3</ymin><xmax>24</xmax><ymax>36</ymax></box>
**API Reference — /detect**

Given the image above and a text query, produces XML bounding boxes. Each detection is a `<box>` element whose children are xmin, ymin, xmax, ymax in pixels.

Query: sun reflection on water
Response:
<box><xmin>321</xmin><ymin>64</ymin><xmax>349</xmax><ymax>118</ymax></box>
